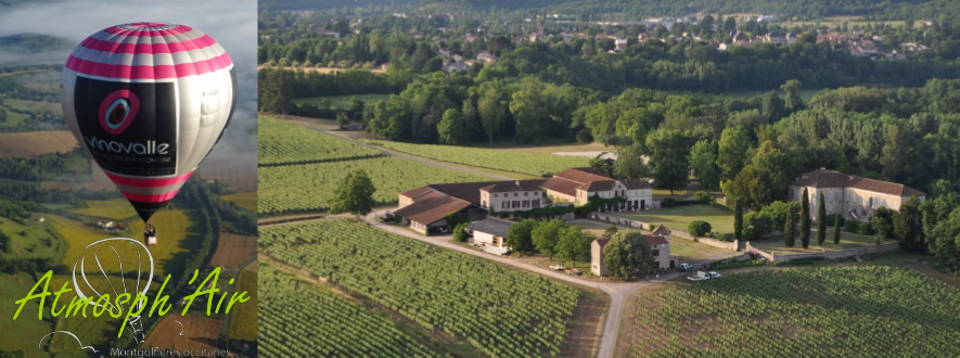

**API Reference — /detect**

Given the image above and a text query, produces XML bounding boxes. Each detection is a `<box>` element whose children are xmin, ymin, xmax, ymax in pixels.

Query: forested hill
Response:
<box><xmin>261</xmin><ymin>0</ymin><xmax>959</xmax><ymax>20</ymax></box>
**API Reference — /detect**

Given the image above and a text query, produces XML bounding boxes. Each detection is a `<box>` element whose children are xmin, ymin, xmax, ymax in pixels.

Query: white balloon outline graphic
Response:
<box><xmin>71</xmin><ymin>237</ymin><xmax>154</xmax><ymax>342</ymax></box>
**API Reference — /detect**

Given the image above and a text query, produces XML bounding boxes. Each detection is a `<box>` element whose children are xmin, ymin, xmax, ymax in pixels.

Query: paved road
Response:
<box><xmin>360</xmin><ymin>210</ymin><xmax>684</xmax><ymax>358</ymax></box>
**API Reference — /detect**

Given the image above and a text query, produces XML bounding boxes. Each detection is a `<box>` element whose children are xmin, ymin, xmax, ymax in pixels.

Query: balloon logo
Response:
<box><xmin>61</xmin><ymin>22</ymin><xmax>236</xmax><ymax>224</ymax></box>
<box><xmin>98</xmin><ymin>90</ymin><xmax>139</xmax><ymax>135</ymax></box>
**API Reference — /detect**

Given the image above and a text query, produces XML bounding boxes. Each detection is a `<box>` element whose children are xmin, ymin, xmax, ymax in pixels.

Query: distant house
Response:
<box><xmin>476</xmin><ymin>51</ymin><xmax>498</xmax><ymax>65</ymax></box>
<box><xmin>591</xmin><ymin>225</ymin><xmax>675</xmax><ymax>277</ymax></box>
<box><xmin>396</xmin><ymin>168</ymin><xmax>654</xmax><ymax>235</ymax></box>
<box><xmin>466</xmin><ymin>217</ymin><xmax>514</xmax><ymax>255</ymax></box>
<box><xmin>789</xmin><ymin>168</ymin><xmax>926</xmax><ymax>222</ymax></box>
<box><xmin>614</xmin><ymin>38</ymin><xmax>628</xmax><ymax>50</ymax></box>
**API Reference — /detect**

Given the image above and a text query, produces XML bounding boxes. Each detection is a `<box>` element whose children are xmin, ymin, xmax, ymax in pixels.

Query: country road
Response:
<box><xmin>358</xmin><ymin>210</ymin><xmax>685</xmax><ymax>358</ymax></box>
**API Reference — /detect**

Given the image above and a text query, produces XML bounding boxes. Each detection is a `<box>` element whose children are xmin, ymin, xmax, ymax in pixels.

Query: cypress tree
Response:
<box><xmin>784</xmin><ymin>210</ymin><xmax>796</xmax><ymax>247</ymax></box>
<box><xmin>734</xmin><ymin>199</ymin><xmax>743</xmax><ymax>242</ymax></box>
<box><xmin>801</xmin><ymin>188</ymin><xmax>811</xmax><ymax>248</ymax></box>
<box><xmin>833</xmin><ymin>214</ymin><xmax>842</xmax><ymax>244</ymax></box>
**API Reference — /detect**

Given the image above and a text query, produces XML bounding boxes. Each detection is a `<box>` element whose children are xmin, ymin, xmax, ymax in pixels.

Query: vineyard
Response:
<box><xmin>365</xmin><ymin>140</ymin><xmax>591</xmax><ymax>177</ymax></box>
<box><xmin>258</xmin><ymin>264</ymin><xmax>450</xmax><ymax>358</ymax></box>
<box><xmin>629</xmin><ymin>265</ymin><xmax>960</xmax><ymax>357</ymax></box>
<box><xmin>257</xmin><ymin>157</ymin><xmax>487</xmax><ymax>214</ymax></box>
<box><xmin>259</xmin><ymin>219</ymin><xmax>582</xmax><ymax>358</ymax></box>
<box><xmin>258</xmin><ymin>115</ymin><xmax>380</xmax><ymax>166</ymax></box>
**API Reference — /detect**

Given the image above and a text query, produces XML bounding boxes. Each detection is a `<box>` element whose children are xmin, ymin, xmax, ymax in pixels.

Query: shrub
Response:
<box><xmin>844</xmin><ymin>219</ymin><xmax>859</xmax><ymax>233</ymax></box>
<box><xmin>453</xmin><ymin>222</ymin><xmax>469</xmax><ymax>242</ymax></box>
<box><xmin>688</xmin><ymin>221</ymin><xmax>712</xmax><ymax>237</ymax></box>
<box><xmin>661</xmin><ymin>197</ymin><xmax>676</xmax><ymax>207</ymax></box>
<box><xmin>825</xmin><ymin>214</ymin><xmax>845</xmax><ymax>228</ymax></box>
<box><xmin>858</xmin><ymin>221</ymin><xmax>875</xmax><ymax>235</ymax></box>
<box><xmin>693</xmin><ymin>191</ymin><xmax>711</xmax><ymax>203</ymax></box>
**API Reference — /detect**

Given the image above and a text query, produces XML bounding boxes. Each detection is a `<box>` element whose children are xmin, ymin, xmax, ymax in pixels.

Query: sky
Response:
<box><xmin>0</xmin><ymin>0</ymin><xmax>258</xmax><ymax>191</ymax></box>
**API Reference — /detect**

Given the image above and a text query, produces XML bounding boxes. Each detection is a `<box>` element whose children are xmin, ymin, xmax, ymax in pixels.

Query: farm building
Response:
<box><xmin>789</xmin><ymin>168</ymin><xmax>926</xmax><ymax>222</ymax></box>
<box><xmin>396</xmin><ymin>168</ymin><xmax>654</xmax><ymax>235</ymax></box>
<box><xmin>465</xmin><ymin>217</ymin><xmax>515</xmax><ymax>256</ymax></box>
<box><xmin>591</xmin><ymin>225</ymin><xmax>675</xmax><ymax>277</ymax></box>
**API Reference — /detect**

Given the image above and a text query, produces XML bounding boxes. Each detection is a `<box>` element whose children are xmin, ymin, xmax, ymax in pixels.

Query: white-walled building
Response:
<box><xmin>789</xmin><ymin>168</ymin><xmax>926</xmax><ymax>222</ymax></box>
<box><xmin>465</xmin><ymin>217</ymin><xmax>514</xmax><ymax>255</ymax></box>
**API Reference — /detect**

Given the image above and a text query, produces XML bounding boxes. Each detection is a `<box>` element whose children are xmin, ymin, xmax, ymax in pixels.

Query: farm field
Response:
<box><xmin>228</xmin><ymin>263</ymin><xmax>258</xmax><ymax>342</ymax></box>
<box><xmin>260</xmin><ymin>219</ymin><xmax>583</xmax><ymax>358</ymax></box>
<box><xmin>144</xmin><ymin>313</ymin><xmax>224</xmax><ymax>352</ymax></box>
<box><xmin>291</xmin><ymin>93</ymin><xmax>390</xmax><ymax>109</ymax></box>
<box><xmin>46</xmin><ymin>274</ymin><xmax>121</xmax><ymax>353</ymax></box>
<box><xmin>626</xmin><ymin>265</ymin><xmax>960</xmax><ymax>357</ymax></box>
<box><xmin>51</xmin><ymin>209</ymin><xmax>197</xmax><ymax>277</ymax></box>
<box><xmin>69</xmin><ymin>198</ymin><xmax>138</xmax><ymax>220</ymax></box>
<box><xmin>0</xmin><ymin>215</ymin><xmax>63</xmax><ymax>261</ymax></box>
<box><xmin>0</xmin><ymin>130</ymin><xmax>77</xmax><ymax>157</ymax></box>
<box><xmin>221</xmin><ymin>191</ymin><xmax>257</xmax><ymax>211</ymax></box>
<box><xmin>209</xmin><ymin>232</ymin><xmax>257</xmax><ymax>269</ymax></box>
<box><xmin>0</xmin><ymin>272</ymin><xmax>56</xmax><ymax>356</ymax></box>
<box><xmin>752</xmin><ymin>230</ymin><xmax>895</xmax><ymax>254</ymax></box>
<box><xmin>258</xmin><ymin>115</ymin><xmax>380</xmax><ymax>165</ymax></box>
<box><xmin>257</xmin><ymin>156</ymin><xmax>487</xmax><ymax>215</ymax></box>
<box><xmin>4</xmin><ymin>98</ymin><xmax>61</xmax><ymax>115</ymax></box>
<box><xmin>257</xmin><ymin>65</ymin><xmax>387</xmax><ymax>74</ymax></box>
<box><xmin>366</xmin><ymin>140</ymin><xmax>591</xmax><ymax>176</ymax></box>
<box><xmin>617</xmin><ymin>204</ymin><xmax>735</xmax><ymax>235</ymax></box>
<box><xmin>258</xmin><ymin>264</ymin><xmax>451</xmax><ymax>358</ymax></box>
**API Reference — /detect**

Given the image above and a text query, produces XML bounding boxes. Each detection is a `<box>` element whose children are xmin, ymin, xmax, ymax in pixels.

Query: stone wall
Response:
<box><xmin>745</xmin><ymin>242</ymin><xmax>900</xmax><ymax>263</ymax></box>
<box><xmin>589</xmin><ymin>212</ymin><xmax>740</xmax><ymax>251</ymax></box>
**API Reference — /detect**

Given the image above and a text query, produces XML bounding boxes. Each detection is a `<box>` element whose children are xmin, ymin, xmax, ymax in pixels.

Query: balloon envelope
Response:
<box><xmin>61</xmin><ymin>22</ymin><xmax>236</xmax><ymax>221</ymax></box>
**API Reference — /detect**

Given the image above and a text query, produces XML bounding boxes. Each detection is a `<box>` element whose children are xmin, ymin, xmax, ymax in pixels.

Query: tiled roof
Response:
<box><xmin>554</xmin><ymin>167</ymin><xmax>611</xmax><ymax>185</ymax></box>
<box><xmin>430</xmin><ymin>180</ymin><xmax>546</xmax><ymax>205</ymax></box>
<box><xmin>647</xmin><ymin>235</ymin><xmax>668</xmax><ymax>245</ymax></box>
<box><xmin>582</xmin><ymin>180</ymin><xmax>615</xmax><ymax>191</ymax></box>
<box><xmin>651</xmin><ymin>224</ymin><xmax>672</xmax><ymax>236</ymax></box>
<box><xmin>394</xmin><ymin>191</ymin><xmax>471</xmax><ymax>225</ymax></box>
<box><xmin>540</xmin><ymin>177</ymin><xmax>581</xmax><ymax>196</ymax></box>
<box><xmin>623</xmin><ymin>179</ymin><xmax>651</xmax><ymax>190</ymax></box>
<box><xmin>480</xmin><ymin>181</ymin><xmax>542</xmax><ymax>193</ymax></box>
<box><xmin>792</xmin><ymin>168</ymin><xmax>925</xmax><ymax>197</ymax></box>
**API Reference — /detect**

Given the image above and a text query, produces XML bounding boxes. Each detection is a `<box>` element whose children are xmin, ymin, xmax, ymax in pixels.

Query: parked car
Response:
<box><xmin>679</xmin><ymin>263</ymin><xmax>695</xmax><ymax>272</ymax></box>
<box><xmin>708</xmin><ymin>271</ymin><xmax>722</xmax><ymax>279</ymax></box>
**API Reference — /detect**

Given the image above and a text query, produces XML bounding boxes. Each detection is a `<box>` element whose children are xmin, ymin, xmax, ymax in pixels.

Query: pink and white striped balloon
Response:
<box><xmin>61</xmin><ymin>22</ymin><xmax>236</xmax><ymax>222</ymax></box>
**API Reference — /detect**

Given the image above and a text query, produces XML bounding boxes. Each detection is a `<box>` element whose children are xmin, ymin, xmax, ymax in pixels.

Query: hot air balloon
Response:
<box><xmin>60</xmin><ymin>22</ymin><xmax>236</xmax><ymax>243</ymax></box>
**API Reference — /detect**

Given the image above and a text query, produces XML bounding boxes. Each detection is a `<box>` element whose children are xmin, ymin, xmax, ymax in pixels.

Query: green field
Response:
<box><xmin>222</xmin><ymin>191</ymin><xmax>258</xmax><ymax>212</ymax></box>
<box><xmin>366</xmin><ymin>140</ymin><xmax>592</xmax><ymax>177</ymax></box>
<box><xmin>752</xmin><ymin>230</ymin><xmax>894</xmax><ymax>255</ymax></box>
<box><xmin>628</xmin><ymin>265</ymin><xmax>960</xmax><ymax>357</ymax></box>
<box><xmin>258</xmin><ymin>115</ymin><xmax>380</xmax><ymax>165</ymax></box>
<box><xmin>260</xmin><ymin>219</ymin><xmax>582</xmax><ymax>358</ymax></box>
<box><xmin>0</xmin><ymin>272</ymin><xmax>55</xmax><ymax>356</ymax></box>
<box><xmin>51</xmin><ymin>209</ymin><xmax>197</xmax><ymax>277</ymax></box>
<box><xmin>4</xmin><ymin>98</ymin><xmax>61</xmax><ymax>115</ymax></box>
<box><xmin>228</xmin><ymin>267</ymin><xmax>258</xmax><ymax>342</ymax></box>
<box><xmin>259</xmin><ymin>264</ymin><xmax>451</xmax><ymax>358</ymax></box>
<box><xmin>291</xmin><ymin>93</ymin><xmax>390</xmax><ymax>109</ymax></box>
<box><xmin>0</xmin><ymin>215</ymin><xmax>64</xmax><ymax>261</ymax></box>
<box><xmin>618</xmin><ymin>204</ymin><xmax>735</xmax><ymax>235</ymax></box>
<box><xmin>257</xmin><ymin>156</ymin><xmax>487</xmax><ymax>214</ymax></box>
<box><xmin>69</xmin><ymin>199</ymin><xmax>138</xmax><ymax>220</ymax></box>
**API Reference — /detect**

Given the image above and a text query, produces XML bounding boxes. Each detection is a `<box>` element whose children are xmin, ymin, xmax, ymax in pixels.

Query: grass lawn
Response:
<box><xmin>292</xmin><ymin>93</ymin><xmax>390</xmax><ymax>109</ymax></box>
<box><xmin>670</xmin><ymin>239</ymin><xmax>739</xmax><ymax>262</ymax></box>
<box><xmin>491</xmin><ymin>141</ymin><xmax>611</xmax><ymax>154</ymax></box>
<box><xmin>752</xmin><ymin>229</ymin><xmax>894</xmax><ymax>255</ymax></box>
<box><xmin>4</xmin><ymin>98</ymin><xmax>62</xmax><ymax>115</ymax></box>
<box><xmin>222</xmin><ymin>191</ymin><xmax>257</xmax><ymax>211</ymax></box>
<box><xmin>0</xmin><ymin>272</ymin><xmax>55</xmax><ymax>355</ymax></box>
<box><xmin>69</xmin><ymin>199</ymin><xmax>138</xmax><ymax>220</ymax></box>
<box><xmin>618</xmin><ymin>204</ymin><xmax>734</xmax><ymax>234</ymax></box>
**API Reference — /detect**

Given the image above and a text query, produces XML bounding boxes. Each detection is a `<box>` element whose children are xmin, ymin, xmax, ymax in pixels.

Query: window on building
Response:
<box><xmin>652</xmin><ymin>249</ymin><xmax>660</xmax><ymax>256</ymax></box>
<box><xmin>523</xmin><ymin>200</ymin><xmax>529</xmax><ymax>208</ymax></box>
<box><xmin>532</xmin><ymin>200</ymin><xmax>540</xmax><ymax>207</ymax></box>
<box><xmin>514</xmin><ymin>193</ymin><xmax>518</xmax><ymax>197</ymax></box>
<box><xmin>502</xmin><ymin>202</ymin><xmax>507</xmax><ymax>209</ymax></box>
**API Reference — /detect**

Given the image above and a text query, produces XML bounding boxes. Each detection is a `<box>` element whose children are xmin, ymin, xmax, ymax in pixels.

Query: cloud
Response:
<box><xmin>0</xmin><ymin>0</ymin><xmax>258</xmax><ymax>190</ymax></box>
